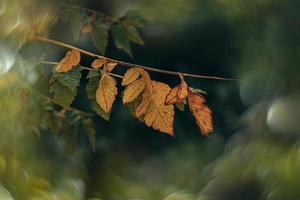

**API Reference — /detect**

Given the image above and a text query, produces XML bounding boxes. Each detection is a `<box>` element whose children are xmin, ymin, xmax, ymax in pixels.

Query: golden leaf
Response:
<box><xmin>96</xmin><ymin>73</ymin><xmax>118</xmax><ymax>113</ymax></box>
<box><xmin>165</xmin><ymin>74</ymin><xmax>188</xmax><ymax>105</ymax></box>
<box><xmin>123</xmin><ymin>78</ymin><xmax>145</xmax><ymax>104</ymax></box>
<box><xmin>188</xmin><ymin>91</ymin><xmax>213</xmax><ymax>136</ymax></box>
<box><xmin>105</xmin><ymin>62</ymin><xmax>118</xmax><ymax>72</ymax></box>
<box><xmin>143</xmin><ymin>81</ymin><xmax>175</xmax><ymax>136</ymax></box>
<box><xmin>91</xmin><ymin>58</ymin><xmax>106</xmax><ymax>69</ymax></box>
<box><xmin>55</xmin><ymin>49</ymin><xmax>81</xmax><ymax>72</ymax></box>
<box><xmin>122</xmin><ymin>68</ymin><xmax>141</xmax><ymax>86</ymax></box>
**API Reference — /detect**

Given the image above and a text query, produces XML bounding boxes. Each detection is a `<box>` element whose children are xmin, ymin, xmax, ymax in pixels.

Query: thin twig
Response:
<box><xmin>41</xmin><ymin>61</ymin><xmax>124</xmax><ymax>79</ymax></box>
<box><xmin>34</xmin><ymin>36</ymin><xmax>242</xmax><ymax>82</ymax></box>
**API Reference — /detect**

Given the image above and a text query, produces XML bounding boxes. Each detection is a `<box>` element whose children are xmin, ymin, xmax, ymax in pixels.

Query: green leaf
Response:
<box><xmin>82</xmin><ymin>118</ymin><xmax>96</xmax><ymax>151</ymax></box>
<box><xmin>124</xmin><ymin>25</ymin><xmax>144</xmax><ymax>45</ymax></box>
<box><xmin>49</xmin><ymin>80</ymin><xmax>77</xmax><ymax>108</ymax></box>
<box><xmin>122</xmin><ymin>9</ymin><xmax>145</xmax><ymax>28</ymax></box>
<box><xmin>91</xmin><ymin>21</ymin><xmax>109</xmax><ymax>55</ymax></box>
<box><xmin>53</xmin><ymin>66</ymin><xmax>82</xmax><ymax>92</ymax></box>
<box><xmin>86</xmin><ymin>76</ymin><xmax>111</xmax><ymax>121</ymax></box>
<box><xmin>59</xmin><ymin>7</ymin><xmax>84</xmax><ymax>41</ymax></box>
<box><xmin>111</xmin><ymin>24</ymin><xmax>132</xmax><ymax>57</ymax></box>
<box><xmin>86</xmin><ymin>69</ymin><xmax>100</xmax><ymax>79</ymax></box>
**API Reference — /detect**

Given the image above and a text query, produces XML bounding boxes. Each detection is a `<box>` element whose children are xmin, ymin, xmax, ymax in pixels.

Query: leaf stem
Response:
<box><xmin>34</xmin><ymin>36</ymin><xmax>242</xmax><ymax>82</ymax></box>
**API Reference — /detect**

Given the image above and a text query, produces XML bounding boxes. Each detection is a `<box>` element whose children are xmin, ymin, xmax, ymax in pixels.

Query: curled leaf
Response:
<box><xmin>105</xmin><ymin>62</ymin><xmax>118</xmax><ymax>72</ymax></box>
<box><xmin>188</xmin><ymin>91</ymin><xmax>213</xmax><ymax>136</ymax></box>
<box><xmin>165</xmin><ymin>74</ymin><xmax>188</xmax><ymax>105</ymax></box>
<box><xmin>55</xmin><ymin>49</ymin><xmax>81</xmax><ymax>72</ymax></box>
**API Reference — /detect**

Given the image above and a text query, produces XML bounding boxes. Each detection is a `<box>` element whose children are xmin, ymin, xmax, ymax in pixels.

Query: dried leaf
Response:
<box><xmin>91</xmin><ymin>58</ymin><xmax>106</xmax><ymax>69</ymax></box>
<box><xmin>122</xmin><ymin>68</ymin><xmax>141</xmax><ymax>86</ymax></box>
<box><xmin>188</xmin><ymin>91</ymin><xmax>213</xmax><ymax>136</ymax></box>
<box><xmin>55</xmin><ymin>49</ymin><xmax>81</xmax><ymax>72</ymax></box>
<box><xmin>105</xmin><ymin>62</ymin><xmax>118</xmax><ymax>72</ymax></box>
<box><xmin>123</xmin><ymin>78</ymin><xmax>145</xmax><ymax>104</ymax></box>
<box><xmin>143</xmin><ymin>81</ymin><xmax>175</xmax><ymax>136</ymax></box>
<box><xmin>165</xmin><ymin>74</ymin><xmax>188</xmax><ymax>105</ymax></box>
<box><xmin>96</xmin><ymin>73</ymin><xmax>118</xmax><ymax>113</ymax></box>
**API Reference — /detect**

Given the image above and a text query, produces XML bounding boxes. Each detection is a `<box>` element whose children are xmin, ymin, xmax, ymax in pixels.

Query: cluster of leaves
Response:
<box><xmin>49</xmin><ymin>50</ymin><xmax>213</xmax><ymax>137</ymax></box>
<box><xmin>59</xmin><ymin>3</ymin><xmax>144</xmax><ymax>56</ymax></box>
<box><xmin>20</xmin><ymin>87</ymin><xmax>97</xmax><ymax>154</ymax></box>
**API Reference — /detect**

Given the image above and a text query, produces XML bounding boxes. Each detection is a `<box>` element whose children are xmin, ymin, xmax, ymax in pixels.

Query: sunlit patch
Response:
<box><xmin>267</xmin><ymin>96</ymin><xmax>300</xmax><ymax>135</ymax></box>
<box><xmin>0</xmin><ymin>0</ymin><xmax>7</xmax><ymax>15</ymax></box>
<box><xmin>0</xmin><ymin>44</ymin><xmax>16</xmax><ymax>76</ymax></box>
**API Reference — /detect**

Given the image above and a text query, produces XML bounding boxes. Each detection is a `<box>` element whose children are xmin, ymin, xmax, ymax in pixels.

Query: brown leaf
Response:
<box><xmin>122</xmin><ymin>68</ymin><xmax>141</xmax><ymax>86</ymax></box>
<box><xmin>96</xmin><ymin>73</ymin><xmax>118</xmax><ymax>113</ymax></box>
<box><xmin>143</xmin><ymin>81</ymin><xmax>175</xmax><ymax>136</ymax></box>
<box><xmin>165</xmin><ymin>74</ymin><xmax>188</xmax><ymax>105</ymax></box>
<box><xmin>105</xmin><ymin>62</ymin><xmax>118</xmax><ymax>72</ymax></box>
<box><xmin>55</xmin><ymin>49</ymin><xmax>81</xmax><ymax>72</ymax></box>
<box><xmin>123</xmin><ymin>78</ymin><xmax>145</xmax><ymax>104</ymax></box>
<box><xmin>188</xmin><ymin>91</ymin><xmax>213</xmax><ymax>136</ymax></box>
<box><xmin>91</xmin><ymin>58</ymin><xmax>106</xmax><ymax>69</ymax></box>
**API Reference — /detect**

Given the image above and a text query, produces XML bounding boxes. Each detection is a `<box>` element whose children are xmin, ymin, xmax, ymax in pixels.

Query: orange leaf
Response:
<box><xmin>91</xmin><ymin>58</ymin><xmax>106</xmax><ymax>69</ymax></box>
<box><xmin>96</xmin><ymin>73</ymin><xmax>118</xmax><ymax>113</ymax></box>
<box><xmin>122</xmin><ymin>68</ymin><xmax>141</xmax><ymax>86</ymax></box>
<box><xmin>188</xmin><ymin>91</ymin><xmax>213</xmax><ymax>136</ymax></box>
<box><xmin>123</xmin><ymin>78</ymin><xmax>145</xmax><ymax>104</ymax></box>
<box><xmin>165</xmin><ymin>74</ymin><xmax>188</xmax><ymax>105</ymax></box>
<box><xmin>105</xmin><ymin>62</ymin><xmax>118</xmax><ymax>72</ymax></box>
<box><xmin>55</xmin><ymin>49</ymin><xmax>81</xmax><ymax>72</ymax></box>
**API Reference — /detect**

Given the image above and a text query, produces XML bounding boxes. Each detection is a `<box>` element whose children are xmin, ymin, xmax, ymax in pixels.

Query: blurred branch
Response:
<box><xmin>34</xmin><ymin>36</ymin><xmax>242</xmax><ymax>83</ymax></box>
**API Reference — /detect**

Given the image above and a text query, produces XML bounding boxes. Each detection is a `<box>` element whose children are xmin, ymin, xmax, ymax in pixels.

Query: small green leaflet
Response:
<box><xmin>91</xmin><ymin>20</ymin><xmax>109</xmax><ymax>55</ymax></box>
<box><xmin>52</xmin><ymin>66</ymin><xmax>82</xmax><ymax>91</ymax></box>
<box><xmin>111</xmin><ymin>24</ymin><xmax>132</xmax><ymax>57</ymax></box>
<box><xmin>86</xmin><ymin>69</ymin><xmax>100</xmax><ymax>79</ymax></box>
<box><xmin>49</xmin><ymin>80</ymin><xmax>77</xmax><ymax>108</ymax></box>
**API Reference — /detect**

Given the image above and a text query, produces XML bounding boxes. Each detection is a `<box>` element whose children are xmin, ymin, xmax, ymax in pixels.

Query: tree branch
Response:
<box><xmin>34</xmin><ymin>36</ymin><xmax>242</xmax><ymax>83</ymax></box>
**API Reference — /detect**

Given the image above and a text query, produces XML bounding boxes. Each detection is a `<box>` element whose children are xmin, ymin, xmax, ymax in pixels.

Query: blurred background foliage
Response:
<box><xmin>0</xmin><ymin>0</ymin><xmax>300</xmax><ymax>199</ymax></box>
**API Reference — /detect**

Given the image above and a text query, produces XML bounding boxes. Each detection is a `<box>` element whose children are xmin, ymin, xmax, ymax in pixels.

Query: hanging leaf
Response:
<box><xmin>122</xmin><ymin>67</ymin><xmax>141</xmax><ymax>86</ymax></box>
<box><xmin>165</xmin><ymin>74</ymin><xmax>188</xmax><ymax>105</ymax></box>
<box><xmin>123</xmin><ymin>78</ymin><xmax>145</xmax><ymax>104</ymax></box>
<box><xmin>82</xmin><ymin>118</ymin><xmax>96</xmax><ymax>151</ymax></box>
<box><xmin>96</xmin><ymin>73</ymin><xmax>118</xmax><ymax>113</ymax></box>
<box><xmin>86</xmin><ymin>75</ymin><xmax>111</xmax><ymax>121</ymax></box>
<box><xmin>52</xmin><ymin>66</ymin><xmax>82</xmax><ymax>91</ymax></box>
<box><xmin>111</xmin><ymin>24</ymin><xmax>132</xmax><ymax>57</ymax></box>
<box><xmin>91</xmin><ymin>21</ymin><xmax>109</xmax><ymax>55</ymax></box>
<box><xmin>175</xmin><ymin>101</ymin><xmax>185</xmax><ymax>112</ymax></box>
<box><xmin>142</xmin><ymin>81</ymin><xmax>175</xmax><ymax>136</ymax></box>
<box><xmin>55</xmin><ymin>49</ymin><xmax>81</xmax><ymax>72</ymax></box>
<box><xmin>187</xmin><ymin>91</ymin><xmax>213</xmax><ymax>136</ymax></box>
<box><xmin>91</xmin><ymin>58</ymin><xmax>106</xmax><ymax>69</ymax></box>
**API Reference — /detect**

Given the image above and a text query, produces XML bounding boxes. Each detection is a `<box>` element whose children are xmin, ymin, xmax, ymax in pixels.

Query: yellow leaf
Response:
<box><xmin>122</xmin><ymin>68</ymin><xmax>141</xmax><ymax>86</ymax></box>
<box><xmin>165</xmin><ymin>74</ymin><xmax>188</xmax><ymax>105</ymax></box>
<box><xmin>96</xmin><ymin>73</ymin><xmax>118</xmax><ymax>113</ymax></box>
<box><xmin>91</xmin><ymin>58</ymin><xmax>106</xmax><ymax>69</ymax></box>
<box><xmin>123</xmin><ymin>78</ymin><xmax>145</xmax><ymax>104</ymax></box>
<box><xmin>55</xmin><ymin>49</ymin><xmax>80</xmax><ymax>72</ymax></box>
<box><xmin>143</xmin><ymin>81</ymin><xmax>175</xmax><ymax>136</ymax></box>
<box><xmin>105</xmin><ymin>62</ymin><xmax>118</xmax><ymax>72</ymax></box>
<box><xmin>188</xmin><ymin>91</ymin><xmax>213</xmax><ymax>136</ymax></box>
